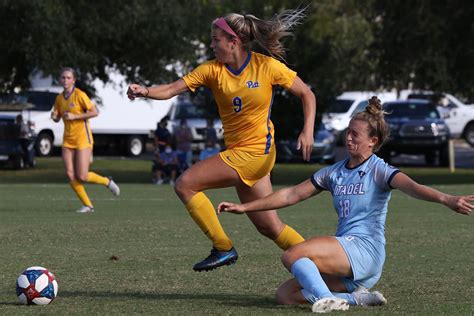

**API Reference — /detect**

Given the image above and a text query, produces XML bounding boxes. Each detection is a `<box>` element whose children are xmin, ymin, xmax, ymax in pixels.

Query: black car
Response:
<box><xmin>0</xmin><ymin>114</ymin><xmax>36</xmax><ymax>169</ymax></box>
<box><xmin>379</xmin><ymin>100</ymin><xmax>450</xmax><ymax>166</ymax></box>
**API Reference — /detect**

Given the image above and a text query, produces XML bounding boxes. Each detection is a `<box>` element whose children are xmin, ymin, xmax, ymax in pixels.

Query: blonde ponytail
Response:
<box><xmin>220</xmin><ymin>8</ymin><xmax>306</xmax><ymax>61</ymax></box>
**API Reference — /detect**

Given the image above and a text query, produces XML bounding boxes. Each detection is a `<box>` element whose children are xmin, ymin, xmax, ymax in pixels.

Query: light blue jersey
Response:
<box><xmin>311</xmin><ymin>154</ymin><xmax>399</xmax><ymax>244</ymax></box>
<box><xmin>310</xmin><ymin>154</ymin><xmax>400</xmax><ymax>290</ymax></box>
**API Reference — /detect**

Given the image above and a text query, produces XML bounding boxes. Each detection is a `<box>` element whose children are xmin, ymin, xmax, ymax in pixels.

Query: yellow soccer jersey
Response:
<box><xmin>53</xmin><ymin>87</ymin><xmax>94</xmax><ymax>148</ymax></box>
<box><xmin>183</xmin><ymin>52</ymin><xmax>296</xmax><ymax>153</ymax></box>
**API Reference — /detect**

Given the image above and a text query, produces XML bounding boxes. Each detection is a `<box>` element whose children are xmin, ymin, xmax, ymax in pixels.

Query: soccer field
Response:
<box><xmin>0</xmin><ymin>158</ymin><xmax>473</xmax><ymax>314</ymax></box>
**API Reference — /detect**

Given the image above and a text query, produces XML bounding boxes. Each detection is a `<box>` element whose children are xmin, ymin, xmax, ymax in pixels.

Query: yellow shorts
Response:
<box><xmin>63</xmin><ymin>135</ymin><xmax>93</xmax><ymax>150</ymax></box>
<box><xmin>220</xmin><ymin>146</ymin><xmax>276</xmax><ymax>187</ymax></box>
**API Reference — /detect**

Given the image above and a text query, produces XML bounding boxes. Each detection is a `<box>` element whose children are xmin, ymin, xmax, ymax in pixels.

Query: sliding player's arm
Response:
<box><xmin>218</xmin><ymin>179</ymin><xmax>321</xmax><ymax>215</ymax></box>
<box><xmin>390</xmin><ymin>172</ymin><xmax>473</xmax><ymax>215</ymax></box>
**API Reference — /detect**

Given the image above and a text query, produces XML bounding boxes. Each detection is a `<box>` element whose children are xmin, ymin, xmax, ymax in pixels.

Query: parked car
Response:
<box><xmin>166</xmin><ymin>96</ymin><xmax>224</xmax><ymax>152</ymax></box>
<box><xmin>322</xmin><ymin>91</ymin><xmax>398</xmax><ymax>144</ymax></box>
<box><xmin>0</xmin><ymin>114</ymin><xmax>36</xmax><ymax>169</ymax></box>
<box><xmin>401</xmin><ymin>90</ymin><xmax>474</xmax><ymax>146</ymax></box>
<box><xmin>276</xmin><ymin>126</ymin><xmax>336</xmax><ymax>164</ymax></box>
<box><xmin>0</xmin><ymin>89</ymin><xmax>60</xmax><ymax>157</ymax></box>
<box><xmin>379</xmin><ymin>100</ymin><xmax>450</xmax><ymax>166</ymax></box>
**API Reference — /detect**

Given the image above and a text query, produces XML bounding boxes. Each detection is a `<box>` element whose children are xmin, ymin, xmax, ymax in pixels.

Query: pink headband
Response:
<box><xmin>213</xmin><ymin>17</ymin><xmax>240</xmax><ymax>41</ymax></box>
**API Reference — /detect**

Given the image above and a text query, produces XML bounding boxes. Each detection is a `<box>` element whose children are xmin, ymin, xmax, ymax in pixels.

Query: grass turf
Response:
<box><xmin>0</xmin><ymin>158</ymin><xmax>473</xmax><ymax>314</ymax></box>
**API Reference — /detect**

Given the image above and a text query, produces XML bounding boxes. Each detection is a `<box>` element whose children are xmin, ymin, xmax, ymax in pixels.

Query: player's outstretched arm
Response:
<box><xmin>391</xmin><ymin>172</ymin><xmax>474</xmax><ymax>215</ymax></box>
<box><xmin>127</xmin><ymin>79</ymin><xmax>189</xmax><ymax>101</ymax></box>
<box><xmin>217</xmin><ymin>179</ymin><xmax>320</xmax><ymax>215</ymax></box>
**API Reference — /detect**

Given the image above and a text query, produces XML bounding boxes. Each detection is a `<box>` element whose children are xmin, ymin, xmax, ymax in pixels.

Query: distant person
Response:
<box><xmin>174</xmin><ymin>118</ymin><xmax>193</xmax><ymax>169</ymax></box>
<box><xmin>218</xmin><ymin>97</ymin><xmax>473</xmax><ymax>313</ymax></box>
<box><xmin>435</xmin><ymin>95</ymin><xmax>451</xmax><ymax>119</ymax></box>
<box><xmin>199</xmin><ymin>140</ymin><xmax>220</xmax><ymax>161</ymax></box>
<box><xmin>128</xmin><ymin>9</ymin><xmax>316</xmax><ymax>272</ymax></box>
<box><xmin>155</xmin><ymin>116</ymin><xmax>171</xmax><ymax>153</ymax></box>
<box><xmin>51</xmin><ymin>67</ymin><xmax>120</xmax><ymax>213</ymax></box>
<box><xmin>15</xmin><ymin>114</ymin><xmax>33</xmax><ymax>166</ymax></box>
<box><xmin>203</xmin><ymin>117</ymin><xmax>218</xmax><ymax>146</ymax></box>
<box><xmin>15</xmin><ymin>114</ymin><xmax>29</xmax><ymax>139</ymax></box>
<box><xmin>152</xmin><ymin>144</ymin><xmax>179</xmax><ymax>185</ymax></box>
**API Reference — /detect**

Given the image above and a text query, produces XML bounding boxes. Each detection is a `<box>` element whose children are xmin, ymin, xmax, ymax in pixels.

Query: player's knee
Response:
<box><xmin>174</xmin><ymin>173</ymin><xmax>193</xmax><ymax>199</ymax></box>
<box><xmin>280</xmin><ymin>249</ymin><xmax>298</xmax><ymax>270</ymax></box>
<box><xmin>173</xmin><ymin>174</ymin><xmax>185</xmax><ymax>195</ymax></box>
<box><xmin>76</xmin><ymin>173</ymin><xmax>88</xmax><ymax>182</ymax></box>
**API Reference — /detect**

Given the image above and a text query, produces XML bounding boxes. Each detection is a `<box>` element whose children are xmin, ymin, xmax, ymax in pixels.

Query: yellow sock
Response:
<box><xmin>274</xmin><ymin>225</ymin><xmax>305</xmax><ymax>250</ymax></box>
<box><xmin>185</xmin><ymin>192</ymin><xmax>233</xmax><ymax>251</ymax></box>
<box><xmin>70</xmin><ymin>180</ymin><xmax>93</xmax><ymax>207</ymax></box>
<box><xmin>87</xmin><ymin>172</ymin><xmax>109</xmax><ymax>185</ymax></box>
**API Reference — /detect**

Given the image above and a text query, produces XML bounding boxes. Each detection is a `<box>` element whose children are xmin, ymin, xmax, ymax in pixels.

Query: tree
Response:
<box><xmin>1</xmin><ymin>0</ymin><xmax>473</xmax><ymax>134</ymax></box>
<box><xmin>373</xmin><ymin>0</ymin><xmax>474</xmax><ymax>99</ymax></box>
<box><xmin>0</xmin><ymin>0</ymin><xmax>214</xmax><ymax>94</ymax></box>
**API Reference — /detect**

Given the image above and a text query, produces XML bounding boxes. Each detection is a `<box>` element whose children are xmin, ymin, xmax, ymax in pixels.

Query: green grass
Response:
<box><xmin>0</xmin><ymin>158</ymin><xmax>473</xmax><ymax>314</ymax></box>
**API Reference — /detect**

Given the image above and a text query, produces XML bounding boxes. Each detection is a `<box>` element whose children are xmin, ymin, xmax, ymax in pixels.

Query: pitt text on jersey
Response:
<box><xmin>246</xmin><ymin>80</ymin><xmax>259</xmax><ymax>88</ymax></box>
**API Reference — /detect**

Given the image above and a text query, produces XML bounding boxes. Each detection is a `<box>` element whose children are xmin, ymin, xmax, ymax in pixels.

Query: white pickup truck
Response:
<box><xmin>401</xmin><ymin>91</ymin><xmax>474</xmax><ymax>146</ymax></box>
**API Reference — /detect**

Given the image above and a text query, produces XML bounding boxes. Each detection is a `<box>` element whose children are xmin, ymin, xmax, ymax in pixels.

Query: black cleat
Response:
<box><xmin>193</xmin><ymin>247</ymin><xmax>238</xmax><ymax>272</ymax></box>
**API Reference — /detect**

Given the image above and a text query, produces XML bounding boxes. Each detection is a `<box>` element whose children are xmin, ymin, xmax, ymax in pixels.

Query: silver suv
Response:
<box><xmin>167</xmin><ymin>97</ymin><xmax>223</xmax><ymax>151</ymax></box>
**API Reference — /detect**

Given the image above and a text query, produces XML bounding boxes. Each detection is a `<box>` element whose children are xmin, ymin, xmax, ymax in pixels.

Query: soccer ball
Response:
<box><xmin>16</xmin><ymin>266</ymin><xmax>58</xmax><ymax>305</ymax></box>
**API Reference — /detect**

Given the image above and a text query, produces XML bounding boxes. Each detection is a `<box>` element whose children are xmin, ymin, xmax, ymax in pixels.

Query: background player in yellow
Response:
<box><xmin>51</xmin><ymin>67</ymin><xmax>120</xmax><ymax>213</ymax></box>
<box><xmin>127</xmin><ymin>9</ymin><xmax>316</xmax><ymax>271</ymax></box>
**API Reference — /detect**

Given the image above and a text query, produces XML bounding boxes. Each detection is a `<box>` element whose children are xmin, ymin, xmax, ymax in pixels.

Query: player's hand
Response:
<box><xmin>217</xmin><ymin>202</ymin><xmax>246</xmax><ymax>215</ymax></box>
<box><xmin>51</xmin><ymin>110</ymin><xmax>59</xmax><ymax>121</ymax></box>
<box><xmin>445</xmin><ymin>195</ymin><xmax>474</xmax><ymax>215</ymax></box>
<box><xmin>127</xmin><ymin>84</ymin><xmax>148</xmax><ymax>100</ymax></box>
<box><xmin>296</xmin><ymin>130</ymin><xmax>314</xmax><ymax>162</ymax></box>
<box><xmin>62</xmin><ymin>111</ymin><xmax>76</xmax><ymax>120</ymax></box>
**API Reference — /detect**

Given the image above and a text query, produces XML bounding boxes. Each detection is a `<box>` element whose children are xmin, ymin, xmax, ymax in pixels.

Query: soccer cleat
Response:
<box><xmin>352</xmin><ymin>287</ymin><xmax>387</xmax><ymax>306</ymax></box>
<box><xmin>76</xmin><ymin>206</ymin><xmax>95</xmax><ymax>213</ymax></box>
<box><xmin>312</xmin><ymin>297</ymin><xmax>349</xmax><ymax>313</ymax></box>
<box><xmin>107</xmin><ymin>177</ymin><xmax>120</xmax><ymax>196</ymax></box>
<box><xmin>193</xmin><ymin>247</ymin><xmax>238</xmax><ymax>272</ymax></box>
